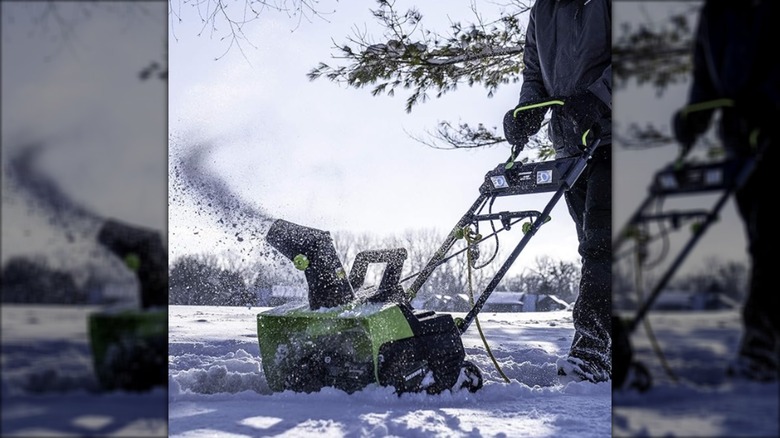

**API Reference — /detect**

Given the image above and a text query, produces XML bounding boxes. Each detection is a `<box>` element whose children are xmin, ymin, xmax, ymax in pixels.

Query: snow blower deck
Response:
<box><xmin>258</xmin><ymin>105</ymin><xmax>604</xmax><ymax>395</ymax></box>
<box><xmin>612</xmin><ymin>101</ymin><xmax>768</xmax><ymax>391</ymax></box>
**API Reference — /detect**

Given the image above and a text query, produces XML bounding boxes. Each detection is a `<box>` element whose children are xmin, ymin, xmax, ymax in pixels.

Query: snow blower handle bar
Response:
<box><xmin>458</xmin><ymin>135</ymin><xmax>603</xmax><ymax>334</ymax></box>
<box><xmin>674</xmin><ymin>98</ymin><xmax>735</xmax><ymax>164</ymax></box>
<box><xmin>506</xmin><ymin>98</ymin><xmax>600</xmax><ymax>170</ymax></box>
<box><xmin>625</xmin><ymin>134</ymin><xmax>769</xmax><ymax>334</ymax></box>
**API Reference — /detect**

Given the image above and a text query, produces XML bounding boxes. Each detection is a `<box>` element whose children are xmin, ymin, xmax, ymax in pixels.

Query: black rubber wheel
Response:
<box><xmin>628</xmin><ymin>361</ymin><xmax>652</xmax><ymax>393</ymax></box>
<box><xmin>459</xmin><ymin>360</ymin><xmax>483</xmax><ymax>393</ymax></box>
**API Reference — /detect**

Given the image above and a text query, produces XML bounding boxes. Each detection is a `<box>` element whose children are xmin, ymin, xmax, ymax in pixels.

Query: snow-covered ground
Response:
<box><xmin>613</xmin><ymin>310</ymin><xmax>779</xmax><ymax>437</ymax></box>
<box><xmin>1</xmin><ymin>304</ymin><xmax>167</xmax><ymax>437</ymax></box>
<box><xmin>168</xmin><ymin>305</ymin><xmax>611</xmax><ymax>437</ymax></box>
<box><xmin>5</xmin><ymin>304</ymin><xmax>774</xmax><ymax>437</ymax></box>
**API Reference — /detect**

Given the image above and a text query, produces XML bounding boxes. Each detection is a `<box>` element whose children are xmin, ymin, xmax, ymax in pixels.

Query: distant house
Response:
<box><xmin>476</xmin><ymin>291</ymin><xmax>570</xmax><ymax>313</ymax></box>
<box><xmin>420</xmin><ymin>294</ymin><xmax>470</xmax><ymax>312</ymax></box>
<box><xmin>651</xmin><ymin>289</ymin><xmax>738</xmax><ymax>311</ymax></box>
<box><xmin>481</xmin><ymin>291</ymin><xmax>523</xmax><ymax>313</ymax></box>
<box><xmin>257</xmin><ymin>285</ymin><xmax>308</xmax><ymax>307</ymax></box>
<box><xmin>85</xmin><ymin>278</ymin><xmax>138</xmax><ymax>306</ymax></box>
<box><xmin>519</xmin><ymin>293</ymin><xmax>571</xmax><ymax>312</ymax></box>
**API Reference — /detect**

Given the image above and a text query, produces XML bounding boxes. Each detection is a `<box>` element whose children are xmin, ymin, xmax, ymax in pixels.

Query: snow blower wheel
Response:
<box><xmin>459</xmin><ymin>360</ymin><xmax>484</xmax><ymax>393</ymax></box>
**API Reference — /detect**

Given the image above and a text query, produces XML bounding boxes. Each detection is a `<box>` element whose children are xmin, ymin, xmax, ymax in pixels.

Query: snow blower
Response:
<box><xmin>88</xmin><ymin>219</ymin><xmax>167</xmax><ymax>392</ymax></box>
<box><xmin>257</xmin><ymin>99</ymin><xmax>604</xmax><ymax>395</ymax></box>
<box><xmin>612</xmin><ymin>100</ymin><xmax>768</xmax><ymax>392</ymax></box>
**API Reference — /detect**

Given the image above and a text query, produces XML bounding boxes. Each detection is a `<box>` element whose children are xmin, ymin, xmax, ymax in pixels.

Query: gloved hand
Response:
<box><xmin>503</xmin><ymin>104</ymin><xmax>547</xmax><ymax>153</ymax></box>
<box><xmin>559</xmin><ymin>90</ymin><xmax>609</xmax><ymax>135</ymax></box>
<box><xmin>672</xmin><ymin>106</ymin><xmax>713</xmax><ymax>156</ymax></box>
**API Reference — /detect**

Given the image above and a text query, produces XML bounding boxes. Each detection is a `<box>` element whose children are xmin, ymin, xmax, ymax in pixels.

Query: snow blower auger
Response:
<box><xmin>88</xmin><ymin>219</ymin><xmax>167</xmax><ymax>392</ymax></box>
<box><xmin>612</xmin><ymin>100</ymin><xmax>768</xmax><ymax>392</ymax></box>
<box><xmin>257</xmin><ymin>101</ymin><xmax>604</xmax><ymax>396</ymax></box>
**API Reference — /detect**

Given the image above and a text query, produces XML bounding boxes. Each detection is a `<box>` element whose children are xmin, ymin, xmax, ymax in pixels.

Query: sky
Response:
<box><xmin>167</xmin><ymin>1</ymin><xmax>581</xmax><ymax>271</ymax></box>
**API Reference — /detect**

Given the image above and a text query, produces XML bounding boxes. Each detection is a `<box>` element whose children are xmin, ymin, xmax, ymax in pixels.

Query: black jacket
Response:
<box><xmin>519</xmin><ymin>0</ymin><xmax>611</xmax><ymax>157</ymax></box>
<box><xmin>689</xmin><ymin>0</ymin><xmax>779</xmax><ymax>151</ymax></box>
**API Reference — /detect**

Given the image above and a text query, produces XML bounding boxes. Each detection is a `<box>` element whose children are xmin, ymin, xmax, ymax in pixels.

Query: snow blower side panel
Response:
<box><xmin>376</xmin><ymin>308</ymin><xmax>465</xmax><ymax>395</ymax></box>
<box><xmin>257</xmin><ymin>303</ymin><xmax>414</xmax><ymax>394</ymax></box>
<box><xmin>88</xmin><ymin>309</ymin><xmax>167</xmax><ymax>391</ymax></box>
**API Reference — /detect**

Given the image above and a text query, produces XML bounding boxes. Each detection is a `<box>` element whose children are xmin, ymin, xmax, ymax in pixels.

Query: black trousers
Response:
<box><xmin>734</xmin><ymin>144</ymin><xmax>779</xmax><ymax>360</ymax></box>
<box><xmin>563</xmin><ymin>145</ymin><xmax>612</xmax><ymax>373</ymax></box>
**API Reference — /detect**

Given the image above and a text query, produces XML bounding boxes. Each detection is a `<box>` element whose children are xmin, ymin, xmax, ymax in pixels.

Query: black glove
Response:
<box><xmin>559</xmin><ymin>90</ymin><xmax>609</xmax><ymax>135</ymax></box>
<box><xmin>672</xmin><ymin>106</ymin><xmax>713</xmax><ymax>156</ymax></box>
<box><xmin>503</xmin><ymin>104</ymin><xmax>547</xmax><ymax>152</ymax></box>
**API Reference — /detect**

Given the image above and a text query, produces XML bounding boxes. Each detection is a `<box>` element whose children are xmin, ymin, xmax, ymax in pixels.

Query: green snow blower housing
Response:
<box><xmin>89</xmin><ymin>307</ymin><xmax>167</xmax><ymax>391</ymax></box>
<box><xmin>258</xmin><ymin>219</ymin><xmax>482</xmax><ymax>395</ymax></box>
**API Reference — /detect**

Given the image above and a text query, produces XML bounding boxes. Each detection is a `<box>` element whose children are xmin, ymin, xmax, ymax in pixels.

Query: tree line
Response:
<box><xmin>168</xmin><ymin>227</ymin><xmax>584</xmax><ymax>308</ymax></box>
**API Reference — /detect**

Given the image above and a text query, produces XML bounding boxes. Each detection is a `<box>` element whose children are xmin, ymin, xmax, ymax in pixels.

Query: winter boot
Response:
<box><xmin>557</xmin><ymin>356</ymin><xmax>610</xmax><ymax>384</ymax></box>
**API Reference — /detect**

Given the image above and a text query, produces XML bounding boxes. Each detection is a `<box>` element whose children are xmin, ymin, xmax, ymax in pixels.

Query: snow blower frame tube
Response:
<box><xmin>257</xmin><ymin>99</ymin><xmax>603</xmax><ymax>395</ymax></box>
<box><xmin>612</xmin><ymin>99</ymin><xmax>769</xmax><ymax>391</ymax></box>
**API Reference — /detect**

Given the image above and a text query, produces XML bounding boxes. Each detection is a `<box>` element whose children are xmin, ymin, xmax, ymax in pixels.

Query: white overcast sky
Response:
<box><xmin>168</xmin><ymin>0</ymin><xmax>582</xmax><ymax>270</ymax></box>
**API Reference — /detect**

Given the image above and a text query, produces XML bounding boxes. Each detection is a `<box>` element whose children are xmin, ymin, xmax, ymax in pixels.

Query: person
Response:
<box><xmin>503</xmin><ymin>0</ymin><xmax>612</xmax><ymax>383</ymax></box>
<box><xmin>671</xmin><ymin>0</ymin><xmax>779</xmax><ymax>381</ymax></box>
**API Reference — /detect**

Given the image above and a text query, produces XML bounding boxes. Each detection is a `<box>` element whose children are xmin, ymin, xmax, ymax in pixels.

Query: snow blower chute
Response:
<box><xmin>257</xmin><ymin>99</ymin><xmax>604</xmax><ymax>395</ymax></box>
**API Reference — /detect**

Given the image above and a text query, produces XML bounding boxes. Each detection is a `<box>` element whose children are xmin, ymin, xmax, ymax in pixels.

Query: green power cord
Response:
<box><xmin>462</xmin><ymin>226</ymin><xmax>511</xmax><ymax>384</ymax></box>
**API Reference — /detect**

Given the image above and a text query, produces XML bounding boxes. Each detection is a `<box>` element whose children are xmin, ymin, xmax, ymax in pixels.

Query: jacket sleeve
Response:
<box><xmin>688</xmin><ymin>3</ymin><xmax>718</xmax><ymax>104</ymax></box>
<box><xmin>587</xmin><ymin>64</ymin><xmax>612</xmax><ymax>111</ymax></box>
<box><xmin>518</xmin><ymin>4</ymin><xmax>548</xmax><ymax>105</ymax></box>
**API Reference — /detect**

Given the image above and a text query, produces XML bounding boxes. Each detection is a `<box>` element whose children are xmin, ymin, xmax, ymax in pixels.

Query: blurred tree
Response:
<box><xmin>168</xmin><ymin>254</ymin><xmax>251</xmax><ymax>306</ymax></box>
<box><xmin>169</xmin><ymin>0</ymin><xmax>339</xmax><ymax>60</ymax></box>
<box><xmin>1</xmin><ymin>256</ymin><xmax>84</xmax><ymax>303</ymax></box>
<box><xmin>308</xmin><ymin>0</ymin><xmax>546</xmax><ymax>154</ymax></box>
<box><xmin>612</xmin><ymin>2</ymin><xmax>703</xmax><ymax>149</ymax></box>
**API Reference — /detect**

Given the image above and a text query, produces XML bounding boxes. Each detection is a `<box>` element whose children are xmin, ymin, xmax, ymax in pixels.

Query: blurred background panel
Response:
<box><xmin>612</xmin><ymin>1</ymin><xmax>779</xmax><ymax>437</ymax></box>
<box><xmin>1</xmin><ymin>2</ymin><xmax>168</xmax><ymax>436</ymax></box>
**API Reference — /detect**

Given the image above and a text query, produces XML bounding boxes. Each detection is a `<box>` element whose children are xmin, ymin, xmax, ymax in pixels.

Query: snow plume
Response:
<box><xmin>168</xmin><ymin>136</ymin><xmax>289</xmax><ymax>269</ymax></box>
<box><xmin>6</xmin><ymin>142</ymin><xmax>104</xmax><ymax>234</ymax></box>
<box><xmin>2</xmin><ymin>141</ymin><xmax>135</xmax><ymax>287</ymax></box>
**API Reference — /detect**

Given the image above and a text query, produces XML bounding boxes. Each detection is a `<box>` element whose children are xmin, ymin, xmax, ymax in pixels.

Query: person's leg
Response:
<box><xmin>560</xmin><ymin>146</ymin><xmax>613</xmax><ymax>381</ymax></box>
<box><xmin>732</xmin><ymin>148</ymin><xmax>779</xmax><ymax>380</ymax></box>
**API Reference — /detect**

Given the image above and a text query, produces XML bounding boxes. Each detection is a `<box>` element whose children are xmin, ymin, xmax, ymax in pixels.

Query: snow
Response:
<box><xmin>3</xmin><ymin>300</ymin><xmax>775</xmax><ymax>437</ymax></box>
<box><xmin>613</xmin><ymin>310</ymin><xmax>779</xmax><ymax>437</ymax></box>
<box><xmin>168</xmin><ymin>304</ymin><xmax>611</xmax><ymax>437</ymax></box>
<box><xmin>1</xmin><ymin>304</ymin><xmax>167</xmax><ymax>437</ymax></box>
